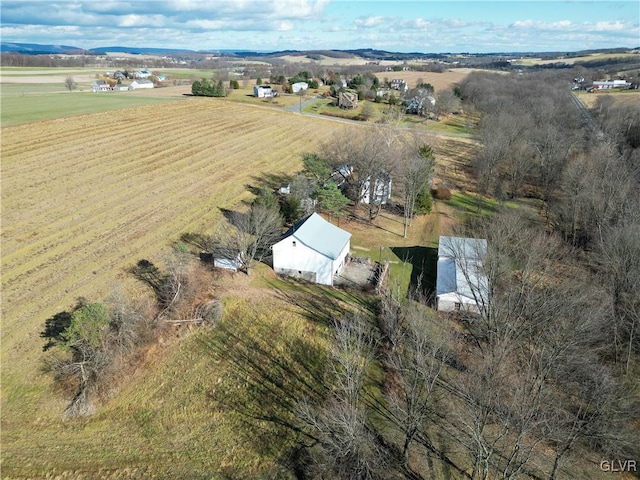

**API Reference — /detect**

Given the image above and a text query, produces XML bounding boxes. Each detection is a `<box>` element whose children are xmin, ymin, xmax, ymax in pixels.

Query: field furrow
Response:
<box><xmin>1</xmin><ymin>100</ymin><xmax>343</xmax><ymax>377</ymax></box>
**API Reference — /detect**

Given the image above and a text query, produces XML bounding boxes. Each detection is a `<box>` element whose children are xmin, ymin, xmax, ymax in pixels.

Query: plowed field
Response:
<box><xmin>1</xmin><ymin>99</ymin><xmax>341</xmax><ymax>379</ymax></box>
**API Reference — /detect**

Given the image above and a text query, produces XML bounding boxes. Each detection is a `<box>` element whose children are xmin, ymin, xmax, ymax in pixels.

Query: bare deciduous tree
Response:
<box><xmin>213</xmin><ymin>204</ymin><xmax>283</xmax><ymax>274</ymax></box>
<box><xmin>297</xmin><ymin>315</ymin><xmax>386</xmax><ymax>479</ymax></box>
<box><xmin>397</xmin><ymin>141</ymin><xmax>435</xmax><ymax>237</ymax></box>
<box><xmin>321</xmin><ymin>128</ymin><xmax>394</xmax><ymax>221</ymax></box>
<box><xmin>64</xmin><ymin>76</ymin><xmax>77</xmax><ymax>92</ymax></box>
<box><xmin>386</xmin><ymin>304</ymin><xmax>446</xmax><ymax>466</ymax></box>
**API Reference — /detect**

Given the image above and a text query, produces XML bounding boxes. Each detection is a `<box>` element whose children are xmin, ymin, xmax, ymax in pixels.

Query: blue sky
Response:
<box><xmin>1</xmin><ymin>1</ymin><xmax>638</xmax><ymax>53</ymax></box>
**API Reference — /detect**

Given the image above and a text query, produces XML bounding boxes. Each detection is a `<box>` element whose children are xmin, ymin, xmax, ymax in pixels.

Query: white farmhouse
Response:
<box><xmin>272</xmin><ymin>213</ymin><xmax>351</xmax><ymax>286</ymax></box>
<box><xmin>435</xmin><ymin>236</ymin><xmax>488</xmax><ymax>313</ymax></box>
<box><xmin>254</xmin><ymin>85</ymin><xmax>274</xmax><ymax>98</ymax></box>
<box><xmin>362</xmin><ymin>174</ymin><xmax>392</xmax><ymax>205</ymax></box>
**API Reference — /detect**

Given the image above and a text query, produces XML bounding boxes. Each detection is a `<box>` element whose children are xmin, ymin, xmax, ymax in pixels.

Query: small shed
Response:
<box><xmin>214</xmin><ymin>257</ymin><xmax>239</xmax><ymax>271</ymax></box>
<box><xmin>436</xmin><ymin>236</ymin><xmax>488</xmax><ymax>313</ymax></box>
<box><xmin>272</xmin><ymin>213</ymin><xmax>351</xmax><ymax>286</ymax></box>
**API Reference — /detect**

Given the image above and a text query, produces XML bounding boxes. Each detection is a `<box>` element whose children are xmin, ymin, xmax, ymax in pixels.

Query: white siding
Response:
<box><xmin>331</xmin><ymin>241</ymin><xmax>351</xmax><ymax>279</ymax></box>
<box><xmin>272</xmin><ymin>236</ymin><xmax>350</xmax><ymax>286</ymax></box>
<box><xmin>273</xmin><ymin>238</ymin><xmax>333</xmax><ymax>285</ymax></box>
<box><xmin>436</xmin><ymin>292</ymin><xmax>481</xmax><ymax>313</ymax></box>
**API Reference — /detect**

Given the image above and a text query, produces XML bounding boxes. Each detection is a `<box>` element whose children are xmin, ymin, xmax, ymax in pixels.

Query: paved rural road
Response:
<box><xmin>285</xmin><ymin>96</ymin><xmax>479</xmax><ymax>140</ymax></box>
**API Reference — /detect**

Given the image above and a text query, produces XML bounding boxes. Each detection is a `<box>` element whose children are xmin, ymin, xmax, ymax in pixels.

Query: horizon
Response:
<box><xmin>1</xmin><ymin>1</ymin><xmax>638</xmax><ymax>54</ymax></box>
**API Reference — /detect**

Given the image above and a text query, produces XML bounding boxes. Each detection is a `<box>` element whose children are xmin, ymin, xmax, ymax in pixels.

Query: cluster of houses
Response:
<box><xmin>92</xmin><ymin>79</ymin><xmax>154</xmax><ymax>92</ymax></box>
<box><xmin>573</xmin><ymin>76</ymin><xmax>635</xmax><ymax>92</ymax></box>
<box><xmin>92</xmin><ymin>69</ymin><xmax>167</xmax><ymax>92</ymax></box>
<box><xmin>253</xmin><ymin>81</ymin><xmax>309</xmax><ymax>98</ymax></box>
<box><xmin>589</xmin><ymin>79</ymin><xmax>633</xmax><ymax>92</ymax></box>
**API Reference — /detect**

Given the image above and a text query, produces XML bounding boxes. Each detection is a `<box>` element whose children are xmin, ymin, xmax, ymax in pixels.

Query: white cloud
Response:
<box><xmin>117</xmin><ymin>14</ymin><xmax>166</xmax><ymax>28</ymax></box>
<box><xmin>593</xmin><ymin>20</ymin><xmax>628</xmax><ymax>32</ymax></box>
<box><xmin>354</xmin><ymin>16</ymin><xmax>386</xmax><ymax>28</ymax></box>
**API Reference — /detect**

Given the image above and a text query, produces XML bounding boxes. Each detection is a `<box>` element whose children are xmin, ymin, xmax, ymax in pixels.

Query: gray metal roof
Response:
<box><xmin>436</xmin><ymin>236</ymin><xmax>488</xmax><ymax>301</ymax></box>
<box><xmin>286</xmin><ymin>213</ymin><xmax>351</xmax><ymax>260</ymax></box>
<box><xmin>438</xmin><ymin>236</ymin><xmax>486</xmax><ymax>260</ymax></box>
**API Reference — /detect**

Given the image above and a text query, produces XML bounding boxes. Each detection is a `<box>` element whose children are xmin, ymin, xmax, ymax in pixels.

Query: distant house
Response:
<box><xmin>129</xmin><ymin>79</ymin><xmax>154</xmax><ymax>90</ymax></box>
<box><xmin>592</xmin><ymin>80</ymin><xmax>631</xmax><ymax>90</ymax></box>
<box><xmin>362</xmin><ymin>173</ymin><xmax>392</xmax><ymax>205</ymax></box>
<box><xmin>292</xmin><ymin>82</ymin><xmax>309</xmax><ymax>93</ymax></box>
<box><xmin>272</xmin><ymin>213</ymin><xmax>351</xmax><ymax>286</ymax></box>
<box><xmin>92</xmin><ymin>80</ymin><xmax>111</xmax><ymax>92</ymax></box>
<box><xmin>436</xmin><ymin>236</ymin><xmax>488</xmax><ymax>313</ymax></box>
<box><xmin>136</xmin><ymin>69</ymin><xmax>152</xmax><ymax>79</ymax></box>
<box><xmin>254</xmin><ymin>85</ymin><xmax>274</xmax><ymax>98</ymax></box>
<box><xmin>331</xmin><ymin>165</ymin><xmax>392</xmax><ymax>205</ymax></box>
<box><xmin>338</xmin><ymin>91</ymin><xmax>358</xmax><ymax>109</ymax></box>
<box><xmin>405</xmin><ymin>93</ymin><xmax>435</xmax><ymax>115</ymax></box>
<box><xmin>279</xmin><ymin>184</ymin><xmax>291</xmax><ymax>195</ymax></box>
<box><xmin>376</xmin><ymin>87</ymin><xmax>391</xmax><ymax>98</ymax></box>
<box><xmin>390</xmin><ymin>79</ymin><xmax>408</xmax><ymax>92</ymax></box>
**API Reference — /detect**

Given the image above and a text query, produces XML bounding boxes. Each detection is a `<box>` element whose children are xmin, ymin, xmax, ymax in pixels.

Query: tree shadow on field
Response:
<box><xmin>268</xmin><ymin>279</ymin><xmax>378</xmax><ymax>329</ymax></box>
<box><xmin>390</xmin><ymin>246</ymin><xmax>438</xmax><ymax>301</ymax></box>
<box><xmin>199</xmin><ymin>315</ymin><xmax>329</xmax><ymax>461</ymax></box>
<box><xmin>250</xmin><ymin>172</ymin><xmax>291</xmax><ymax>190</ymax></box>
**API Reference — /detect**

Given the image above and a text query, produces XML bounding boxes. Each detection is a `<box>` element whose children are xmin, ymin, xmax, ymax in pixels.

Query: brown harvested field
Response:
<box><xmin>0</xmin><ymin>99</ymin><xmax>343</xmax><ymax>382</ymax></box>
<box><xmin>374</xmin><ymin>68</ymin><xmax>482</xmax><ymax>90</ymax></box>
<box><xmin>1</xmin><ymin>92</ymin><xmax>482</xmax><ymax>477</ymax></box>
<box><xmin>574</xmin><ymin>90</ymin><xmax>640</xmax><ymax>109</ymax></box>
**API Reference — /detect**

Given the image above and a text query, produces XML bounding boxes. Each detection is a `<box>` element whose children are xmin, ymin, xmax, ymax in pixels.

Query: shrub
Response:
<box><xmin>431</xmin><ymin>186</ymin><xmax>452</xmax><ymax>200</ymax></box>
<box><xmin>415</xmin><ymin>186</ymin><xmax>433</xmax><ymax>215</ymax></box>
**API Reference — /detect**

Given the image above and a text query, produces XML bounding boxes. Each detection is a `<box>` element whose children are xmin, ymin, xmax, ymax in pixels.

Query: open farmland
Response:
<box><xmin>0</xmin><ymin>94</ymin><xmax>478</xmax><ymax>477</ymax></box>
<box><xmin>1</xmin><ymin>99</ymin><xmax>341</xmax><ymax>411</ymax></box>
<box><xmin>374</xmin><ymin>68</ymin><xmax>482</xmax><ymax>91</ymax></box>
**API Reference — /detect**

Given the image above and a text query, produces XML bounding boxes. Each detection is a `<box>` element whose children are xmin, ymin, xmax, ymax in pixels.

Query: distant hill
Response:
<box><xmin>1</xmin><ymin>42</ymin><xmax>637</xmax><ymax>59</ymax></box>
<box><xmin>89</xmin><ymin>46</ymin><xmax>198</xmax><ymax>55</ymax></box>
<box><xmin>0</xmin><ymin>42</ymin><xmax>86</xmax><ymax>55</ymax></box>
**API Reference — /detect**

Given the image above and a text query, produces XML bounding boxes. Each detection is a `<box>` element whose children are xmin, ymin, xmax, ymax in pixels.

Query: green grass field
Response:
<box><xmin>1</xmin><ymin>91</ymin><xmax>182</xmax><ymax>126</ymax></box>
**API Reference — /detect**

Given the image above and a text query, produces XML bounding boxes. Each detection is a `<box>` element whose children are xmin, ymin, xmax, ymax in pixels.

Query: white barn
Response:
<box><xmin>272</xmin><ymin>213</ymin><xmax>351</xmax><ymax>286</ymax></box>
<box><xmin>292</xmin><ymin>82</ymin><xmax>309</xmax><ymax>93</ymax></box>
<box><xmin>435</xmin><ymin>236</ymin><xmax>488</xmax><ymax>313</ymax></box>
<box><xmin>129</xmin><ymin>79</ymin><xmax>154</xmax><ymax>90</ymax></box>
